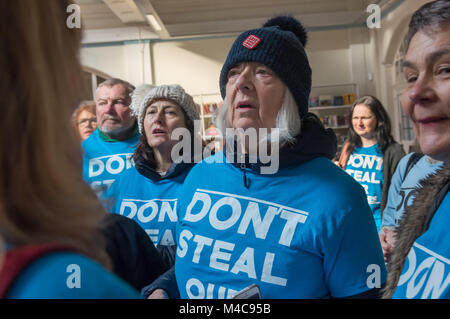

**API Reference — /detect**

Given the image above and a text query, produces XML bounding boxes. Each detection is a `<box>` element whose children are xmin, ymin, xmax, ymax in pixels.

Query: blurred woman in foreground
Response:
<box><xmin>0</xmin><ymin>0</ymin><xmax>140</xmax><ymax>298</ymax></box>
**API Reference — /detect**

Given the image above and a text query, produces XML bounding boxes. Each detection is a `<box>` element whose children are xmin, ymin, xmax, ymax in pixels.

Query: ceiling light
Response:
<box><xmin>146</xmin><ymin>14</ymin><xmax>162</xmax><ymax>31</ymax></box>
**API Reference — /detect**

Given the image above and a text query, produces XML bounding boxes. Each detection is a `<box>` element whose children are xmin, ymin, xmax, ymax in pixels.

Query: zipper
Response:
<box><xmin>241</xmin><ymin>163</ymin><xmax>249</xmax><ymax>188</ymax></box>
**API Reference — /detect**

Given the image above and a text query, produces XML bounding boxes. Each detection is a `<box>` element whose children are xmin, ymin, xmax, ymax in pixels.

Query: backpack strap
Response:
<box><xmin>0</xmin><ymin>243</ymin><xmax>74</xmax><ymax>298</ymax></box>
<box><xmin>404</xmin><ymin>152</ymin><xmax>424</xmax><ymax>179</ymax></box>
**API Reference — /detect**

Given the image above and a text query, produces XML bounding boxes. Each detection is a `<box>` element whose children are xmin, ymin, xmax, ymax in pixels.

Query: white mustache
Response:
<box><xmin>102</xmin><ymin>116</ymin><xmax>120</xmax><ymax>122</ymax></box>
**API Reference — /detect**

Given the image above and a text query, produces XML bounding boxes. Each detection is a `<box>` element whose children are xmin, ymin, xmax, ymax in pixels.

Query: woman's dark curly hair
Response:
<box><xmin>346</xmin><ymin>95</ymin><xmax>395</xmax><ymax>156</ymax></box>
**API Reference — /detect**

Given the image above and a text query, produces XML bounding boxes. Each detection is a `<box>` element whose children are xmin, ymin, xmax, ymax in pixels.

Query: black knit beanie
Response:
<box><xmin>219</xmin><ymin>16</ymin><xmax>311</xmax><ymax>116</ymax></box>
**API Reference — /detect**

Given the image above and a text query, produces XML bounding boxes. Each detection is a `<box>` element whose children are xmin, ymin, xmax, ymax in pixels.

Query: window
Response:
<box><xmin>81</xmin><ymin>67</ymin><xmax>111</xmax><ymax>101</ymax></box>
<box><xmin>394</xmin><ymin>34</ymin><xmax>415</xmax><ymax>146</ymax></box>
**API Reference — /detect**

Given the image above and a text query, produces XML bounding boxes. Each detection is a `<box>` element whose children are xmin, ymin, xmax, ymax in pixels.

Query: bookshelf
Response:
<box><xmin>192</xmin><ymin>93</ymin><xmax>223</xmax><ymax>140</ymax></box>
<box><xmin>308</xmin><ymin>83</ymin><xmax>359</xmax><ymax>155</ymax></box>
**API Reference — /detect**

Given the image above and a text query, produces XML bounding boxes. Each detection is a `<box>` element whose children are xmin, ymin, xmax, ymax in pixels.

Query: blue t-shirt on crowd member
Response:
<box><xmin>175</xmin><ymin>151</ymin><xmax>386</xmax><ymax>299</ymax></box>
<box><xmin>82</xmin><ymin>128</ymin><xmax>140</xmax><ymax>194</ymax></box>
<box><xmin>392</xmin><ymin>192</ymin><xmax>450</xmax><ymax>299</ymax></box>
<box><xmin>7</xmin><ymin>251</ymin><xmax>142</xmax><ymax>299</ymax></box>
<box><xmin>345</xmin><ymin>144</ymin><xmax>384</xmax><ymax>231</ymax></box>
<box><xmin>105</xmin><ymin>165</ymin><xmax>189</xmax><ymax>247</ymax></box>
<box><xmin>381</xmin><ymin>154</ymin><xmax>443</xmax><ymax>229</ymax></box>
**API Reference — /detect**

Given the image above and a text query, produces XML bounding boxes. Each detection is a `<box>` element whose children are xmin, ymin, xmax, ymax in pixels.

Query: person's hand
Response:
<box><xmin>385</xmin><ymin>228</ymin><xmax>396</xmax><ymax>248</ymax></box>
<box><xmin>147</xmin><ymin>289</ymin><xmax>169</xmax><ymax>299</ymax></box>
<box><xmin>379</xmin><ymin>228</ymin><xmax>396</xmax><ymax>263</ymax></box>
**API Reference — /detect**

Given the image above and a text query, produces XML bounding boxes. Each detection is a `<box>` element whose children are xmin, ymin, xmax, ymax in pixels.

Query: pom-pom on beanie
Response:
<box><xmin>130</xmin><ymin>84</ymin><xmax>200</xmax><ymax>134</ymax></box>
<box><xmin>219</xmin><ymin>15</ymin><xmax>311</xmax><ymax>116</ymax></box>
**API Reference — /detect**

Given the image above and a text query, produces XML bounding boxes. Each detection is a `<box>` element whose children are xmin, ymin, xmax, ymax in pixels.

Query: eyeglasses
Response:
<box><xmin>78</xmin><ymin>118</ymin><xmax>97</xmax><ymax>127</ymax></box>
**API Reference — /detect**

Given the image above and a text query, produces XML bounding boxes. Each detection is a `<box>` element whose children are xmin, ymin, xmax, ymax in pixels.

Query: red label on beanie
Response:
<box><xmin>242</xmin><ymin>35</ymin><xmax>261</xmax><ymax>50</ymax></box>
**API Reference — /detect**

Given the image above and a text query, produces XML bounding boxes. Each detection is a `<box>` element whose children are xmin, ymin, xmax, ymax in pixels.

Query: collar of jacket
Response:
<box><xmin>228</xmin><ymin>112</ymin><xmax>337</xmax><ymax>173</ymax></box>
<box><xmin>134</xmin><ymin>154</ymin><xmax>194</xmax><ymax>182</ymax></box>
<box><xmin>382</xmin><ymin>164</ymin><xmax>450</xmax><ymax>298</ymax></box>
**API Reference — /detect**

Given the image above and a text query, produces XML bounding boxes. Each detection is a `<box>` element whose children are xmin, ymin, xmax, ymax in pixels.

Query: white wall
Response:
<box><xmin>151</xmin><ymin>37</ymin><xmax>234</xmax><ymax>96</ymax></box>
<box><xmin>80</xmin><ymin>41</ymin><xmax>153</xmax><ymax>87</ymax></box>
<box><xmin>81</xmin><ymin>45</ymin><xmax>125</xmax><ymax>80</ymax></box>
<box><xmin>307</xmin><ymin>29</ymin><xmax>352</xmax><ymax>87</ymax></box>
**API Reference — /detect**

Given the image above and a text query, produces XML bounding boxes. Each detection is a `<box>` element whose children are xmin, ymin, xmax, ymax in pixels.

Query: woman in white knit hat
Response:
<box><xmin>104</xmin><ymin>84</ymin><xmax>200</xmax><ymax>269</ymax></box>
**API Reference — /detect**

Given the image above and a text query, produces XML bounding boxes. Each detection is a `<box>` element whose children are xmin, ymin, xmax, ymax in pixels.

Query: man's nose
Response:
<box><xmin>104</xmin><ymin>101</ymin><xmax>117</xmax><ymax>114</ymax></box>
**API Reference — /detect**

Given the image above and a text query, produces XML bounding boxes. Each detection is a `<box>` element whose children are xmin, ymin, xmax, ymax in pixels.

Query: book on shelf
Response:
<box><xmin>343</xmin><ymin>93</ymin><xmax>355</xmax><ymax>105</ymax></box>
<box><xmin>309</xmin><ymin>96</ymin><xmax>319</xmax><ymax>107</ymax></box>
<box><xmin>201</xmin><ymin>101</ymin><xmax>223</xmax><ymax>115</ymax></box>
<box><xmin>309</xmin><ymin>93</ymin><xmax>355</xmax><ymax>108</ymax></box>
<box><xmin>319</xmin><ymin>95</ymin><xmax>333</xmax><ymax>106</ymax></box>
<box><xmin>333</xmin><ymin>96</ymin><xmax>344</xmax><ymax>106</ymax></box>
<box><xmin>318</xmin><ymin>115</ymin><xmax>349</xmax><ymax>129</ymax></box>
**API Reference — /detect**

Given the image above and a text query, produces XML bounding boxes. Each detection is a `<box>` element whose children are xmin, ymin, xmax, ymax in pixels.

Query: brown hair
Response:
<box><xmin>0</xmin><ymin>0</ymin><xmax>110</xmax><ymax>268</ymax></box>
<box><xmin>345</xmin><ymin>95</ymin><xmax>395</xmax><ymax>156</ymax></box>
<box><xmin>405</xmin><ymin>0</ymin><xmax>450</xmax><ymax>50</ymax></box>
<box><xmin>133</xmin><ymin>98</ymin><xmax>195</xmax><ymax>168</ymax></box>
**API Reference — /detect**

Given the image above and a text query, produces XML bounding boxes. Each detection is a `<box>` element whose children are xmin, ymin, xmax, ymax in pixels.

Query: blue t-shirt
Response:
<box><xmin>392</xmin><ymin>192</ymin><xmax>450</xmax><ymax>299</ymax></box>
<box><xmin>105</xmin><ymin>166</ymin><xmax>189</xmax><ymax>246</ymax></box>
<box><xmin>381</xmin><ymin>154</ymin><xmax>443</xmax><ymax>229</ymax></box>
<box><xmin>7</xmin><ymin>251</ymin><xmax>142</xmax><ymax>299</ymax></box>
<box><xmin>82</xmin><ymin>129</ymin><xmax>140</xmax><ymax>193</ymax></box>
<box><xmin>345</xmin><ymin>144</ymin><xmax>384</xmax><ymax>231</ymax></box>
<box><xmin>175</xmin><ymin>152</ymin><xmax>386</xmax><ymax>299</ymax></box>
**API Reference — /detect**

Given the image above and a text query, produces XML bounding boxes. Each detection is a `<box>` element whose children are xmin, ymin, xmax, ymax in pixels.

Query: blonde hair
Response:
<box><xmin>0</xmin><ymin>0</ymin><xmax>110</xmax><ymax>268</ymax></box>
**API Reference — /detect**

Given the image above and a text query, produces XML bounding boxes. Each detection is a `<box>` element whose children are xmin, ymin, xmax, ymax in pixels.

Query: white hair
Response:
<box><xmin>215</xmin><ymin>88</ymin><xmax>301</xmax><ymax>145</ymax></box>
<box><xmin>94</xmin><ymin>78</ymin><xmax>135</xmax><ymax>102</ymax></box>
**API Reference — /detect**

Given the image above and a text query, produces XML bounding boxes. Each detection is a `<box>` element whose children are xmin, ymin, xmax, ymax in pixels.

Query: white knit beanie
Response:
<box><xmin>130</xmin><ymin>84</ymin><xmax>200</xmax><ymax>134</ymax></box>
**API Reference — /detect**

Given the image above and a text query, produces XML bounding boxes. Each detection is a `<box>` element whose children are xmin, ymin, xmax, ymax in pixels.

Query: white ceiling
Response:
<box><xmin>75</xmin><ymin>0</ymin><xmax>400</xmax><ymax>41</ymax></box>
